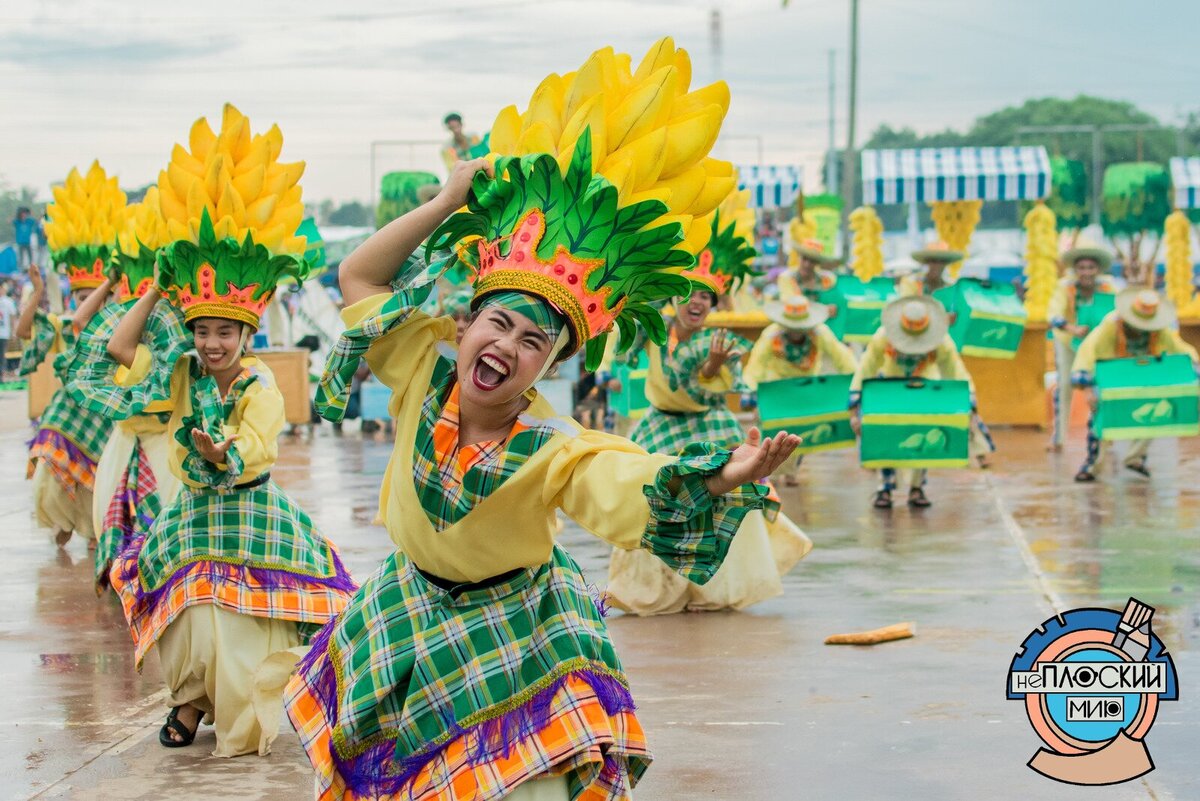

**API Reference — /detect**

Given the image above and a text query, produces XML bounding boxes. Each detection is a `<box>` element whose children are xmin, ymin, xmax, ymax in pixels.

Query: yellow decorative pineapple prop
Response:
<box><xmin>487</xmin><ymin>37</ymin><xmax>734</xmax><ymax>256</ymax></box>
<box><xmin>1164</xmin><ymin>210</ymin><xmax>1196</xmax><ymax>314</ymax></box>
<box><xmin>1022</xmin><ymin>201</ymin><xmax>1057</xmax><ymax>322</ymax></box>
<box><xmin>849</xmin><ymin>206</ymin><xmax>884</xmax><ymax>280</ymax></box>
<box><xmin>45</xmin><ymin>161</ymin><xmax>127</xmax><ymax>289</ymax></box>
<box><xmin>929</xmin><ymin>199</ymin><xmax>982</xmax><ymax>278</ymax></box>
<box><xmin>156</xmin><ymin>103</ymin><xmax>307</xmax><ymax>256</ymax></box>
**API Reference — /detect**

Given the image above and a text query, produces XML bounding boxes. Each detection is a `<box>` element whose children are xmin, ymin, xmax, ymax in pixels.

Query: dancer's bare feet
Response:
<box><xmin>54</xmin><ymin>529</ymin><xmax>71</xmax><ymax>548</ymax></box>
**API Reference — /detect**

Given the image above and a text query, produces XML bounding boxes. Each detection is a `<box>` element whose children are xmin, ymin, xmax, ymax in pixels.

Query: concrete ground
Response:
<box><xmin>2</xmin><ymin>389</ymin><xmax>1196</xmax><ymax>800</ymax></box>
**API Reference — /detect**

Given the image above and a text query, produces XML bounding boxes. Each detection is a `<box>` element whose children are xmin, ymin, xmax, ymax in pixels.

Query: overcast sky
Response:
<box><xmin>1</xmin><ymin>0</ymin><xmax>1197</xmax><ymax>204</ymax></box>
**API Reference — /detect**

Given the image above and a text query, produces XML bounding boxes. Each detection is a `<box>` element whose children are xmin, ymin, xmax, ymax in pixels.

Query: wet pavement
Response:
<box><xmin>2</xmin><ymin>388</ymin><xmax>1196</xmax><ymax>800</ymax></box>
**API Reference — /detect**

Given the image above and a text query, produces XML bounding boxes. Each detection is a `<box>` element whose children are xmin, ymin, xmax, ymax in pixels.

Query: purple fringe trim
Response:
<box><xmin>295</xmin><ymin>640</ymin><xmax>636</xmax><ymax>799</ymax></box>
<box><xmin>116</xmin><ymin>536</ymin><xmax>358</xmax><ymax>615</ymax></box>
<box><xmin>28</xmin><ymin>428</ymin><xmax>98</xmax><ymax>472</ymax></box>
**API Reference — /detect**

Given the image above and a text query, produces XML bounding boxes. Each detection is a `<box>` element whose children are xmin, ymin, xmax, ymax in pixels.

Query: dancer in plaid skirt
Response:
<box><xmin>606</xmin><ymin>187</ymin><xmax>812</xmax><ymax>617</ymax></box>
<box><xmin>286</xmin><ymin>40</ymin><xmax>801</xmax><ymax>801</ymax></box>
<box><xmin>18</xmin><ymin>162</ymin><xmax>129</xmax><ymax>548</ymax></box>
<box><xmin>101</xmin><ymin>106</ymin><xmax>355</xmax><ymax>757</ymax></box>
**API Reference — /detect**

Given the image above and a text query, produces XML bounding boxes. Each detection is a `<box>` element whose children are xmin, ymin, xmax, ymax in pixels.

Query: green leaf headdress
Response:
<box><xmin>425</xmin><ymin>37</ymin><xmax>736</xmax><ymax>369</ymax></box>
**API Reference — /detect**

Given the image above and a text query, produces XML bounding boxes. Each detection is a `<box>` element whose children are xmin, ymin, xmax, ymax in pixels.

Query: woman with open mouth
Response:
<box><xmin>285</xmin><ymin>37</ymin><xmax>802</xmax><ymax>801</ymax></box>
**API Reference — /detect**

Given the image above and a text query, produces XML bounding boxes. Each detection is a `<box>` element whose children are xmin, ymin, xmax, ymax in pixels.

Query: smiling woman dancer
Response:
<box><xmin>97</xmin><ymin>105</ymin><xmax>355</xmax><ymax>757</ymax></box>
<box><xmin>285</xmin><ymin>39</ymin><xmax>800</xmax><ymax>801</ymax></box>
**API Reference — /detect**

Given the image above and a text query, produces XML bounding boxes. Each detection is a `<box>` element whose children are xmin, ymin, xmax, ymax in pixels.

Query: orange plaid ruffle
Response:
<box><xmin>27</xmin><ymin>433</ymin><xmax>96</xmax><ymax>496</ymax></box>
<box><xmin>287</xmin><ymin>674</ymin><xmax>649</xmax><ymax>801</ymax></box>
<box><xmin>111</xmin><ymin>555</ymin><xmax>350</xmax><ymax>668</ymax></box>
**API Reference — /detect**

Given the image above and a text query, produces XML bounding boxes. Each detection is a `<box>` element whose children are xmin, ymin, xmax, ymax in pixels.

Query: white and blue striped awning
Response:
<box><xmin>1169</xmin><ymin>157</ymin><xmax>1200</xmax><ymax>209</ymax></box>
<box><xmin>737</xmin><ymin>164</ymin><xmax>803</xmax><ymax>209</ymax></box>
<box><xmin>860</xmin><ymin>146</ymin><xmax>1051</xmax><ymax>204</ymax></box>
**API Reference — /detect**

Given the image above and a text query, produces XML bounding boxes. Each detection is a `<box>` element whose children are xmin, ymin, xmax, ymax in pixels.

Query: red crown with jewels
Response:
<box><xmin>471</xmin><ymin>209</ymin><xmax>622</xmax><ymax>347</ymax></box>
<box><xmin>682</xmin><ymin>250</ymin><xmax>730</xmax><ymax>295</ymax></box>
<box><xmin>65</xmin><ymin>258</ymin><xmax>108</xmax><ymax>291</ymax></box>
<box><xmin>169</xmin><ymin>263</ymin><xmax>272</xmax><ymax>329</ymax></box>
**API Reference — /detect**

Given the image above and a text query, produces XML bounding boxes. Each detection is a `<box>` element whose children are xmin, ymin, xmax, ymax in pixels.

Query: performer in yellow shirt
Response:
<box><xmin>850</xmin><ymin>296</ymin><xmax>977</xmax><ymax>509</ymax></box>
<box><xmin>745</xmin><ymin>295</ymin><xmax>857</xmax><ymax>485</ymax></box>
<box><xmin>778</xmin><ymin>237</ymin><xmax>838</xmax><ymax>303</ymax></box>
<box><xmin>900</xmin><ymin>242</ymin><xmax>962</xmax><ymax>296</ymax></box>
<box><xmin>1046</xmin><ymin>244</ymin><xmax>1118</xmax><ymax>451</ymax></box>
<box><xmin>1071</xmin><ymin>289</ymin><xmax>1199</xmax><ymax>481</ymax></box>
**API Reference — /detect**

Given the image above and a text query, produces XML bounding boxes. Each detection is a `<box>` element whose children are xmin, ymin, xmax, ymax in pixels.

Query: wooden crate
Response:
<box><xmin>28</xmin><ymin>358</ymin><xmax>62</xmax><ymax>419</ymax></box>
<box><xmin>256</xmin><ymin>348</ymin><xmax>312</xmax><ymax>425</ymax></box>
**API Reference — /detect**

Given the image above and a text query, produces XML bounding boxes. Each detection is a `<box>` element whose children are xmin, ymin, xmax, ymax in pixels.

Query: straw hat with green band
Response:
<box><xmin>881</xmin><ymin>295</ymin><xmax>949</xmax><ymax>354</ymax></box>
<box><xmin>793</xmin><ymin>237</ymin><xmax>826</xmax><ymax>263</ymax></box>
<box><xmin>1062</xmin><ymin>243</ymin><xmax>1113</xmax><ymax>272</ymax></box>
<box><xmin>1116</xmin><ymin>288</ymin><xmax>1176</xmax><ymax>332</ymax></box>
<box><xmin>911</xmin><ymin>241</ymin><xmax>964</xmax><ymax>265</ymax></box>
<box><xmin>763</xmin><ymin>294</ymin><xmax>829</xmax><ymax>330</ymax></box>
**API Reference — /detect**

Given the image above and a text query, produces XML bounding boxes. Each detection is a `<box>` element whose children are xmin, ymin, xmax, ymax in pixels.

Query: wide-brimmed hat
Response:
<box><xmin>911</xmin><ymin>241</ymin><xmax>963</xmax><ymax>265</ymax></box>
<box><xmin>1062</xmin><ymin>242</ymin><xmax>1113</xmax><ymax>272</ymax></box>
<box><xmin>1115</xmin><ymin>288</ymin><xmax>1176</xmax><ymax>332</ymax></box>
<box><xmin>817</xmin><ymin>252</ymin><xmax>845</xmax><ymax>269</ymax></box>
<box><xmin>793</xmin><ymin>237</ymin><xmax>826</xmax><ymax>263</ymax></box>
<box><xmin>881</xmin><ymin>295</ymin><xmax>949</xmax><ymax>354</ymax></box>
<box><xmin>883</xmin><ymin>257</ymin><xmax>922</xmax><ymax>278</ymax></box>
<box><xmin>764</xmin><ymin>294</ymin><xmax>829</xmax><ymax>330</ymax></box>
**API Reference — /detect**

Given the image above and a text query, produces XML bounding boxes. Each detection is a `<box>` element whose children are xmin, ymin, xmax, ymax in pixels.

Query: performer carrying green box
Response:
<box><xmin>1071</xmin><ymin>289</ymin><xmax>1199</xmax><ymax>482</ymax></box>
<box><xmin>850</xmin><ymin>296</ymin><xmax>993</xmax><ymax>509</ymax></box>
<box><xmin>745</xmin><ymin>294</ymin><xmax>857</xmax><ymax>485</ymax></box>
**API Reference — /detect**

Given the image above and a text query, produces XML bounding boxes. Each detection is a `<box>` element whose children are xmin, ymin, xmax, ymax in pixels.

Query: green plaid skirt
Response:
<box><xmin>136</xmin><ymin>479</ymin><xmax>343</xmax><ymax>593</ymax></box>
<box><xmin>630</xmin><ymin>406</ymin><xmax>744</xmax><ymax>455</ymax></box>
<box><xmin>291</xmin><ymin>544</ymin><xmax>640</xmax><ymax>795</ymax></box>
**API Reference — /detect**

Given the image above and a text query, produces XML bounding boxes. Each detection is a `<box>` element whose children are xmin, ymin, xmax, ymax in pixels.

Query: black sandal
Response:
<box><xmin>1074</xmin><ymin>470</ymin><xmax>1096</xmax><ymax>483</ymax></box>
<box><xmin>1125</xmin><ymin>459</ymin><xmax>1151</xmax><ymax>478</ymax></box>
<box><xmin>907</xmin><ymin>488</ymin><xmax>932</xmax><ymax>508</ymax></box>
<box><xmin>159</xmin><ymin>706</ymin><xmax>199</xmax><ymax>748</ymax></box>
<box><xmin>873</xmin><ymin>490</ymin><xmax>893</xmax><ymax>509</ymax></box>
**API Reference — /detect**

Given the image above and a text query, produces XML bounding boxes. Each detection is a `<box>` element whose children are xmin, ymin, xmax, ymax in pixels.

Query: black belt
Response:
<box><xmin>234</xmin><ymin>473</ymin><xmax>271</xmax><ymax>490</ymax></box>
<box><xmin>417</xmin><ymin>566</ymin><xmax>524</xmax><ymax>593</ymax></box>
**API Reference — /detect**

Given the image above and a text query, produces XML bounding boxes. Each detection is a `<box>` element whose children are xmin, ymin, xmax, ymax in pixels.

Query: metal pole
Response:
<box><xmin>1091</xmin><ymin>126</ymin><xmax>1102</xmax><ymax>229</ymax></box>
<box><xmin>826</xmin><ymin>49</ymin><xmax>837</xmax><ymax>193</ymax></box>
<box><xmin>839</xmin><ymin>0</ymin><xmax>859</xmax><ymax>258</ymax></box>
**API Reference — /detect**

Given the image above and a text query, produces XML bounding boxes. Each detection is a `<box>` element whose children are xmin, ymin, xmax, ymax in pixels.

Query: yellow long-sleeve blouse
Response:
<box><xmin>118</xmin><ymin>346</ymin><xmax>285</xmax><ymax>489</ymax></box>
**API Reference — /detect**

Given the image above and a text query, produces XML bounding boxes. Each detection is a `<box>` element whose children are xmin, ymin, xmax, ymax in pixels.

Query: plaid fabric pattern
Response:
<box><xmin>132</xmin><ymin>480</ymin><xmax>342</xmax><ymax>594</ymax></box>
<box><xmin>95</xmin><ymin>441</ymin><xmax>161</xmax><ymax>590</ymax></box>
<box><xmin>176</xmin><ymin>366</ymin><xmax>258</xmax><ymax>488</ymax></box>
<box><xmin>662</xmin><ymin>328</ymin><xmax>751</xmax><ymax>407</ymax></box>
<box><xmin>414</xmin><ymin>372</ymin><xmax>558</xmax><ymax>530</ymax></box>
<box><xmin>19</xmin><ymin>309</ymin><xmax>71</xmax><ymax>377</ymax></box>
<box><xmin>27</xmin><ymin>424</ymin><xmax>97</xmax><ymax>495</ymax></box>
<box><xmin>111</xmin><ymin>527</ymin><xmax>350</xmax><ymax>666</ymax></box>
<box><xmin>640</xmin><ymin>442</ymin><xmax>767</xmax><ymax>583</ymax></box>
<box><xmin>31</xmin><ymin>386</ymin><xmax>113</xmax><ymax>491</ymax></box>
<box><xmin>630</xmin><ymin>406</ymin><xmax>744</xmax><ymax>454</ymax></box>
<box><xmin>287</xmin><ymin>670</ymin><xmax>647</xmax><ymax>801</ymax></box>
<box><xmin>316</xmin><ymin>279</ymin><xmax>434</xmax><ymax>421</ymax></box>
<box><xmin>68</xmin><ymin>302</ymin><xmax>191</xmax><ymax>421</ymax></box>
<box><xmin>286</xmin><ymin>546</ymin><xmax>648</xmax><ymax>800</ymax></box>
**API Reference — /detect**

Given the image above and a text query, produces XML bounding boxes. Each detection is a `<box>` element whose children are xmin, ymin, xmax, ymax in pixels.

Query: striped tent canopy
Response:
<box><xmin>737</xmin><ymin>164</ymin><xmax>803</xmax><ymax>209</ymax></box>
<box><xmin>1169</xmin><ymin>157</ymin><xmax>1200</xmax><ymax>209</ymax></box>
<box><xmin>861</xmin><ymin>146</ymin><xmax>1051</xmax><ymax>204</ymax></box>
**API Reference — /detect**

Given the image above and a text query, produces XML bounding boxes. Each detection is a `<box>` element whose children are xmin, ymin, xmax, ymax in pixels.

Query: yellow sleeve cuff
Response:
<box><xmin>114</xmin><ymin>344</ymin><xmax>153</xmax><ymax>387</ymax></box>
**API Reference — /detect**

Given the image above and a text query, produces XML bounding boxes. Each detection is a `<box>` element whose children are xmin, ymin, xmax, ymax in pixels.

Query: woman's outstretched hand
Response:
<box><xmin>704</xmin><ymin>427</ymin><xmax>801</xmax><ymax>497</ymax></box>
<box><xmin>191</xmin><ymin>428</ymin><xmax>238</xmax><ymax>465</ymax></box>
